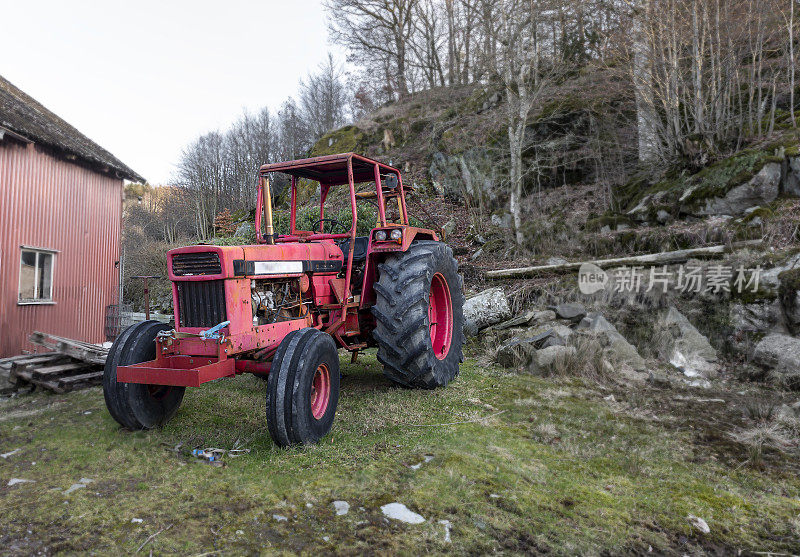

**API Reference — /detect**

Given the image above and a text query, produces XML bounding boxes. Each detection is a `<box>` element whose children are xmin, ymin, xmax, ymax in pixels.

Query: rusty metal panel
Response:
<box><xmin>0</xmin><ymin>141</ymin><xmax>123</xmax><ymax>357</ymax></box>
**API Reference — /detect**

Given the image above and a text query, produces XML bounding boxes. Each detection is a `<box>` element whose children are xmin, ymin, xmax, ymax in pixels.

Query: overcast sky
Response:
<box><xmin>1</xmin><ymin>0</ymin><xmax>341</xmax><ymax>184</ymax></box>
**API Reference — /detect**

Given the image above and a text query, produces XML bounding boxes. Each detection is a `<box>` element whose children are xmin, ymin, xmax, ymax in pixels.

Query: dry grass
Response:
<box><xmin>730</xmin><ymin>402</ymin><xmax>800</xmax><ymax>466</ymax></box>
<box><xmin>729</xmin><ymin>423</ymin><xmax>797</xmax><ymax>464</ymax></box>
<box><xmin>548</xmin><ymin>337</ymin><xmax>610</xmax><ymax>382</ymax></box>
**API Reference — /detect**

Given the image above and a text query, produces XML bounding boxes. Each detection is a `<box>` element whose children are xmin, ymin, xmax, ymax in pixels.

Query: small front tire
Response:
<box><xmin>103</xmin><ymin>321</ymin><xmax>185</xmax><ymax>430</ymax></box>
<box><xmin>266</xmin><ymin>328</ymin><xmax>340</xmax><ymax>447</ymax></box>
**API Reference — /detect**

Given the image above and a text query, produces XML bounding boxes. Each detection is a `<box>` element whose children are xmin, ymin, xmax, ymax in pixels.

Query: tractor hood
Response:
<box><xmin>167</xmin><ymin>242</ymin><xmax>344</xmax><ymax>281</ymax></box>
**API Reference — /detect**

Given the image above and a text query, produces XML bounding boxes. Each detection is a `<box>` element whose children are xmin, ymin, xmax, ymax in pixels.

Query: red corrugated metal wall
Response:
<box><xmin>0</xmin><ymin>141</ymin><xmax>123</xmax><ymax>357</ymax></box>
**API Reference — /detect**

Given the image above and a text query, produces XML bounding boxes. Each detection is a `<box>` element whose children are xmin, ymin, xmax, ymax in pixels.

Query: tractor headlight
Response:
<box><xmin>375</xmin><ymin>230</ymin><xmax>388</xmax><ymax>241</ymax></box>
<box><xmin>390</xmin><ymin>229</ymin><xmax>402</xmax><ymax>241</ymax></box>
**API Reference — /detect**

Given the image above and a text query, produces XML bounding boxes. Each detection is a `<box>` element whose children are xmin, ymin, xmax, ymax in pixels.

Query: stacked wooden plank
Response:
<box><xmin>0</xmin><ymin>333</ymin><xmax>110</xmax><ymax>394</ymax></box>
<box><xmin>27</xmin><ymin>332</ymin><xmax>108</xmax><ymax>365</ymax></box>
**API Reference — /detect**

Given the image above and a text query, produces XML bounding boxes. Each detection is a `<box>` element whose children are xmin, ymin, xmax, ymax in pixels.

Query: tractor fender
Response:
<box><xmin>359</xmin><ymin>227</ymin><xmax>441</xmax><ymax>310</ymax></box>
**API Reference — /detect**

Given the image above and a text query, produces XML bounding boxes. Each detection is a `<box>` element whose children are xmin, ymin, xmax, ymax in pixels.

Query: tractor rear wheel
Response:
<box><xmin>372</xmin><ymin>240</ymin><xmax>465</xmax><ymax>388</ymax></box>
<box><xmin>103</xmin><ymin>321</ymin><xmax>185</xmax><ymax>430</ymax></box>
<box><xmin>266</xmin><ymin>328</ymin><xmax>340</xmax><ymax>447</ymax></box>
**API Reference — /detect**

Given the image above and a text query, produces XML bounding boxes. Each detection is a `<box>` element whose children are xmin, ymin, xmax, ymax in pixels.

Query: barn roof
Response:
<box><xmin>0</xmin><ymin>74</ymin><xmax>145</xmax><ymax>182</ymax></box>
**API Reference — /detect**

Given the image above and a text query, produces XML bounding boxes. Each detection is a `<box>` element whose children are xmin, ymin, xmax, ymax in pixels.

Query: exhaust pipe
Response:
<box><xmin>262</xmin><ymin>177</ymin><xmax>275</xmax><ymax>245</ymax></box>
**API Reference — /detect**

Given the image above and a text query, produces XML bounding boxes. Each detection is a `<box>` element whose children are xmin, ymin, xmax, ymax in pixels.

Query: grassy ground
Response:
<box><xmin>0</xmin><ymin>351</ymin><xmax>798</xmax><ymax>555</ymax></box>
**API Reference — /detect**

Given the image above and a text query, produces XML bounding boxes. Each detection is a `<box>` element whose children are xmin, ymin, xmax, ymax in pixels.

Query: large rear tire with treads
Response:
<box><xmin>371</xmin><ymin>241</ymin><xmax>464</xmax><ymax>388</ymax></box>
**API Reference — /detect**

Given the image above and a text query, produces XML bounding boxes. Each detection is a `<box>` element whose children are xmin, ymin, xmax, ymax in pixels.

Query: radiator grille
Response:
<box><xmin>172</xmin><ymin>252</ymin><xmax>222</xmax><ymax>276</ymax></box>
<box><xmin>176</xmin><ymin>280</ymin><xmax>227</xmax><ymax>328</ymax></box>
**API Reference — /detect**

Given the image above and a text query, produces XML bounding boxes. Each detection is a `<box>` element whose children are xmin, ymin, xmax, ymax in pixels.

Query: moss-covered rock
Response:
<box><xmin>614</xmin><ymin>145</ymin><xmax>792</xmax><ymax>222</ymax></box>
<box><xmin>311</xmin><ymin>125</ymin><xmax>367</xmax><ymax>157</ymax></box>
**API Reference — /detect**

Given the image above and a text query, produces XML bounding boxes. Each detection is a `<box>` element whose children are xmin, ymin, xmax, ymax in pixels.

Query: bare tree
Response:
<box><xmin>409</xmin><ymin>0</ymin><xmax>447</xmax><ymax>88</ymax></box>
<box><xmin>300</xmin><ymin>54</ymin><xmax>350</xmax><ymax>138</ymax></box>
<box><xmin>276</xmin><ymin>97</ymin><xmax>312</xmax><ymax>161</ymax></box>
<box><xmin>325</xmin><ymin>0</ymin><xmax>418</xmax><ymax>98</ymax></box>
<box><xmin>176</xmin><ymin>108</ymin><xmax>277</xmax><ymax>240</ymax></box>
<box><xmin>485</xmin><ymin>0</ymin><xmax>563</xmax><ymax>244</ymax></box>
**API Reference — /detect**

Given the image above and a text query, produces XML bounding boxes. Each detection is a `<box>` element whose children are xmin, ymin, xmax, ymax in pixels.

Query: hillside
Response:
<box><xmin>309</xmin><ymin>65</ymin><xmax>800</xmax><ymax>269</ymax></box>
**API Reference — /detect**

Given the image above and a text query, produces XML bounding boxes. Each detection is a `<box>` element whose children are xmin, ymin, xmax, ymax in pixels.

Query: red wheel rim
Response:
<box><xmin>428</xmin><ymin>272</ymin><xmax>453</xmax><ymax>360</ymax></box>
<box><xmin>310</xmin><ymin>364</ymin><xmax>331</xmax><ymax>420</ymax></box>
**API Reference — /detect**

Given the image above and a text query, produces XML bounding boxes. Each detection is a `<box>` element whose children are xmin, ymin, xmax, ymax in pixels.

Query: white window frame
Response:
<box><xmin>18</xmin><ymin>246</ymin><xmax>57</xmax><ymax>305</ymax></box>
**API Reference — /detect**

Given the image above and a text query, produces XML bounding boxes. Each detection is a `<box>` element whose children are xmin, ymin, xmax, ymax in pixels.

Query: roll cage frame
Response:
<box><xmin>255</xmin><ymin>152</ymin><xmax>434</xmax><ymax>310</ymax></box>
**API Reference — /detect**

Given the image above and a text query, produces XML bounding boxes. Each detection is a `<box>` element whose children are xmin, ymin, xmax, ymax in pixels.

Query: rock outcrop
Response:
<box><xmin>655</xmin><ymin>307</ymin><xmax>719</xmax><ymax>378</ymax></box>
<box><xmin>693</xmin><ymin>162</ymin><xmax>781</xmax><ymax>216</ymax></box>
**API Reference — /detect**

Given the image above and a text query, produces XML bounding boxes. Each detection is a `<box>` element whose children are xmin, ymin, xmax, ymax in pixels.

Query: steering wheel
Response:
<box><xmin>310</xmin><ymin>218</ymin><xmax>348</xmax><ymax>234</ymax></box>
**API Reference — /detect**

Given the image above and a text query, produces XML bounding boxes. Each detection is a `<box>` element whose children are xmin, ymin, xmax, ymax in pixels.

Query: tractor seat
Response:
<box><xmin>336</xmin><ymin>236</ymin><xmax>370</xmax><ymax>262</ymax></box>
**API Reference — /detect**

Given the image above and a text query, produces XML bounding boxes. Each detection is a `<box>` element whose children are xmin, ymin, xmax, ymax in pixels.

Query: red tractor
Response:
<box><xmin>104</xmin><ymin>153</ymin><xmax>464</xmax><ymax>446</ymax></box>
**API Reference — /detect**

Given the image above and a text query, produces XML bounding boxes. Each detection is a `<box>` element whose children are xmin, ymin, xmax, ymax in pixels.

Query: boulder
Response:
<box><xmin>729</xmin><ymin>301</ymin><xmax>786</xmax><ymax>334</ymax></box>
<box><xmin>235</xmin><ymin>221</ymin><xmax>254</xmax><ymax>239</ymax></box>
<box><xmin>529</xmin><ymin>345</ymin><xmax>576</xmax><ymax>373</ymax></box>
<box><xmin>493</xmin><ymin>310</ymin><xmax>538</xmax><ymax>330</ymax></box>
<box><xmin>540</xmin><ymin>335</ymin><xmax>566</xmax><ymax>348</ymax></box>
<box><xmin>553</xmin><ymin>323</ymin><xmax>575</xmax><ymax>339</ymax></box>
<box><xmin>760</xmin><ymin>252</ymin><xmax>800</xmax><ymax>296</ymax></box>
<box><xmin>752</xmin><ymin>334</ymin><xmax>800</xmax><ymax>387</ymax></box>
<box><xmin>783</xmin><ymin>156</ymin><xmax>800</xmax><ymax>197</ymax></box>
<box><xmin>0</xmin><ymin>367</ymin><xmax>14</xmax><ymax>394</ymax></box>
<box><xmin>531</xmin><ymin>310</ymin><xmax>557</xmax><ymax>324</ymax></box>
<box><xmin>576</xmin><ymin>312</ymin><xmax>605</xmax><ymax>331</ymax></box>
<box><xmin>655</xmin><ymin>307</ymin><xmax>719</xmax><ymax>378</ymax></box>
<box><xmin>579</xmin><ymin>314</ymin><xmax>647</xmax><ymax>372</ymax></box>
<box><xmin>463</xmin><ymin>288</ymin><xmax>511</xmax><ymax>335</ymax></box>
<box><xmin>494</xmin><ymin>330</ymin><xmax>553</xmax><ymax>368</ymax></box>
<box><xmin>493</xmin><ymin>309</ymin><xmax>559</xmax><ymax>331</ymax></box>
<box><xmin>429</xmin><ymin>148</ymin><xmax>499</xmax><ymax>202</ymax></box>
<box><xmin>552</xmin><ymin>303</ymin><xmax>587</xmax><ymax>323</ymax></box>
<box><xmin>441</xmin><ymin>220</ymin><xmax>456</xmax><ymax>239</ymax></box>
<box><xmin>694</xmin><ymin>162</ymin><xmax>781</xmax><ymax>216</ymax></box>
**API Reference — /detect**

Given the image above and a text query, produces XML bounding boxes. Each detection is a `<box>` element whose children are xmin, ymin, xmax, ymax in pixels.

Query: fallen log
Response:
<box><xmin>485</xmin><ymin>239</ymin><xmax>762</xmax><ymax>280</ymax></box>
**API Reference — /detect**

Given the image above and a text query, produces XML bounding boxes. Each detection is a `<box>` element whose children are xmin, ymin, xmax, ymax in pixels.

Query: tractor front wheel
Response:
<box><xmin>372</xmin><ymin>240</ymin><xmax>465</xmax><ymax>388</ymax></box>
<box><xmin>266</xmin><ymin>328</ymin><xmax>340</xmax><ymax>447</ymax></box>
<box><xmin>103</xmin><ymin>321</ymin><xmax>185</xmax><ymax>430</ymax></box>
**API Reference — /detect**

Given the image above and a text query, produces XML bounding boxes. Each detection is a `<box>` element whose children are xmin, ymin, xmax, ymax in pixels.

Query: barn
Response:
<box><xmin>0</xmin><ymin>75</ymin><xmax>144</xmax><ymax>358</ymax></box>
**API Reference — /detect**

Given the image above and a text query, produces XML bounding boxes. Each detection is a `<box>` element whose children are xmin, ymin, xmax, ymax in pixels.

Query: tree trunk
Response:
<box><xmin>632</xmin><ymin>2</ymin><xmax>660</xmax><ymax>162</ymax></box>
<box><xmin>791</xmin><ymin>0</ymin><xmax>796</xmax><ymax>127</ymax></box>
<box><xmin>508</xmin><ymin>117</ymin><xmax>525</xmax><ymax>245</ymax></box>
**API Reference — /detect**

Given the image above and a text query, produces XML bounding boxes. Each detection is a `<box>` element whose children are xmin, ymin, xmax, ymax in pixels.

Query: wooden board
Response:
<box><xmin>10</xmin><ymin>355</ymin><xmax>102</xmax><ymax>393</ymax></box>
<box><xmin>27</xmin><ymin>332</ymin><xmax>108</xmax><ymax>365</ymax></box>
